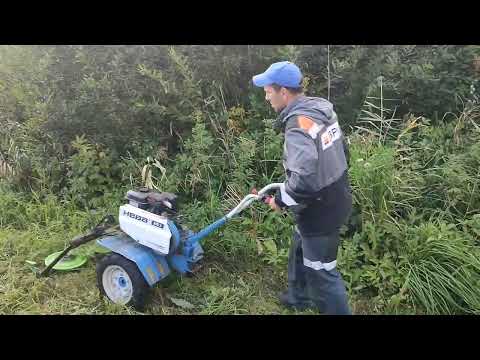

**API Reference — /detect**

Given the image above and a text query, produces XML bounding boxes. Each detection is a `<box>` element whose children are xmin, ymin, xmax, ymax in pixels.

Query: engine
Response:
<box><xmin>118</xmin><ymin>188</ymin><xmax>179</xmax><ymax>255</ymax></box>
<box><xmin>125</xmin><ymin>187</ymin><xmax>179</xmax><ymax>216</ymax></box>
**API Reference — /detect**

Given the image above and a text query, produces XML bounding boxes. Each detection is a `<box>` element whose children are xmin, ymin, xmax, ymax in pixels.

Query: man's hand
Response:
<box><xmin>251</xmin><ymin>188</ymin><xmax>283</xmax><ymax>213</ymax></box>
<box><xmin>266</xmin><ymin>196</ymin><xmax>282</xmax><ymax>213</ymax></box>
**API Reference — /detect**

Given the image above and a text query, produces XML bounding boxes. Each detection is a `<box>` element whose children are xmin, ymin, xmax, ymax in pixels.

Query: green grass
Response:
<box><xmin>0</xmin><ymin>223</ymin><xmax>384</xmax><ymax>315</ymax></box>
<box><xmin>0</xmin><ymin>183</ymin><xmax>423</xmax><ymax>316</ymax></box>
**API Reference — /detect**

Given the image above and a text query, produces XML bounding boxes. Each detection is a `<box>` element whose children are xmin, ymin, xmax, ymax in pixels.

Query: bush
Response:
<box><xmin>2</xmin><ymin>45</ymin><xmax>480</xmax><ymax>314</ymax></box>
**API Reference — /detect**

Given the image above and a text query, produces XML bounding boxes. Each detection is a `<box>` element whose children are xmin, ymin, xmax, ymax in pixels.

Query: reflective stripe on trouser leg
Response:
<box><xmin>296</xmin><ymin>227</ymin><xmax>351</xmax><ymax>315</ymax></box>
<box><xmin>303</xmin><ymin>258</ymin><xmax>337</xmax><ymax>271</ymax></box>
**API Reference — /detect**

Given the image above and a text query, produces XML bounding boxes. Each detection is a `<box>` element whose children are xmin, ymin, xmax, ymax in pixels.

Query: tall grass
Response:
<box><xmin>403</xmin><ymin>222</ymin><xmax>480</xmax><ymax>314</ymax></box>
<box><xmin>2</xmin><ymin>85</ymin><xmax>480</xmax><ymax>314</ymax></box>
<box><xmin>339</xmin><ymin>91</ymin><xmax>480</xmax><ymax>314</ymax></box>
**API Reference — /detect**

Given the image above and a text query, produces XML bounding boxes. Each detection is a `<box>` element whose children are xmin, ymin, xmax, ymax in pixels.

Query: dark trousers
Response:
<box><xmin>287</xmin><ymin>226</ymin><xmax>351</xmax><ymax>315</ymax></box>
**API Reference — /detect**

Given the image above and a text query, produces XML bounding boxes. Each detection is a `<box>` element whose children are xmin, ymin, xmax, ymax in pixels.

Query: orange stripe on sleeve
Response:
<box><xmin>297</xmin><ymin>116</ymin><xmax>314</xmax><ymax>131</ymax></box>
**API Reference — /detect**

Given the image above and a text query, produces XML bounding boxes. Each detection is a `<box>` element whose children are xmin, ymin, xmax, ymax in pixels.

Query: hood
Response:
<box><xmin>274</xmin><ymin>96</ymin><xmax>337</xmax><ymax>131</ymax></box>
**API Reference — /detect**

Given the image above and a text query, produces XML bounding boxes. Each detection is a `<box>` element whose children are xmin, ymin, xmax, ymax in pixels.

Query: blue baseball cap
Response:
<box><xmin>252</xmin><ymin>61</ymin><xmax>302</xmax><ymax>88</ymax></box>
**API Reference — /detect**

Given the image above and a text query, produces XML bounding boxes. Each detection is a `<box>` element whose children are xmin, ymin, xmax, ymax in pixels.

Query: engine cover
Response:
<box><xmin>126</xmin><ymin>189</ymin><xmax>150</xmax><ymax>210</ymax></box>
<box><xmin>119</xmin><ymin>204</ymin><xmax>171</xmax><ymax>255</ymax></box>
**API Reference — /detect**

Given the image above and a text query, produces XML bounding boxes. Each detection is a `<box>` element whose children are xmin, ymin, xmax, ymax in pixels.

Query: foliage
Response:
<box><xmin>2</xmin><ymin>45</ymin><xmax>480</xmax><ymax>314</ymax></box>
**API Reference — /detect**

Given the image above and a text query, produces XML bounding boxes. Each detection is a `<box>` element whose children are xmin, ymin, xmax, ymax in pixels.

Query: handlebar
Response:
<box><xmin>186</xmin><ymin>183</ymin><xmax>283</xmax><ymax>246</ymax></box>
<box><xmin>225</xmin><ymin>183</ymin><xmax>282</xmax><ymax>219</ymax></box>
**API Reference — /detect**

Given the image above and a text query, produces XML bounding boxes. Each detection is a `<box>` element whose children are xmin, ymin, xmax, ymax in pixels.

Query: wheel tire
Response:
<box><xmin>96</xmin><ymin>253</ymin><xmax>150</xmax><ymax>311</ymax></box>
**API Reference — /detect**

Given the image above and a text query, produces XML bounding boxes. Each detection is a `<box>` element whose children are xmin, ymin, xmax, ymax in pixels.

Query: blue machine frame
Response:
<box><xmin>97</xmin><ymin>233</ymin><xmax>171</xmax><ymax>286</ymax></box>
<box><xmin>96</xmin><ymin>183</ymin><xmax>282</xmax><ymax>288</ymax></box>
<box><xmin>96</xmin><ymin>220</ymin><xmax>209</xmax><ymax>286</ymax></box>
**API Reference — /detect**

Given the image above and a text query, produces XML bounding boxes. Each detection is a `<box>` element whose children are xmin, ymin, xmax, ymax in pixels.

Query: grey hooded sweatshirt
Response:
<box><xmin>274</xmin><ymin>95</ymin><xmax>352</xmax><ymax>235</ymax></box>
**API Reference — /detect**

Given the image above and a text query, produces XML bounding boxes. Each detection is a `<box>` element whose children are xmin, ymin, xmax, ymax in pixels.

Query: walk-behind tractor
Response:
<box><xmin>39</xmin><ymin>183</ymin><xmax>282</xmax><ymax>311</ymax></box>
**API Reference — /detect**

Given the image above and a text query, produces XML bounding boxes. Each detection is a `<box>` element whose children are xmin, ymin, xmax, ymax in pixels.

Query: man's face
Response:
<box><xmin>264</xmin><ymin>85</ymin><xmax>287</xmax><ymax>113</ymax></box>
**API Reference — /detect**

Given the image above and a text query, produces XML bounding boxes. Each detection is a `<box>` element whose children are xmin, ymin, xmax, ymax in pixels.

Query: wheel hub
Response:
<box><xmin>102</xmin><ymin>265</ymin><xmax>133</xmax><ymax>305</ymax></box>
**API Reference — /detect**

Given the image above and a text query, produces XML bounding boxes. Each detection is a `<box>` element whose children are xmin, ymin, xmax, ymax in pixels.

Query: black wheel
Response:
<box><xmin>96</xmin><ymin>253</ymin><xmax>150</xmax><ymax>311</ymax></box>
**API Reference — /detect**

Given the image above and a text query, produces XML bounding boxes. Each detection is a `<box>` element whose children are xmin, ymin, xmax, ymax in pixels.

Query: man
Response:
<box><xmin>252</xmin><ymin>61</ymin><xmax>352</xmax><ymax>315</ymax></box>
